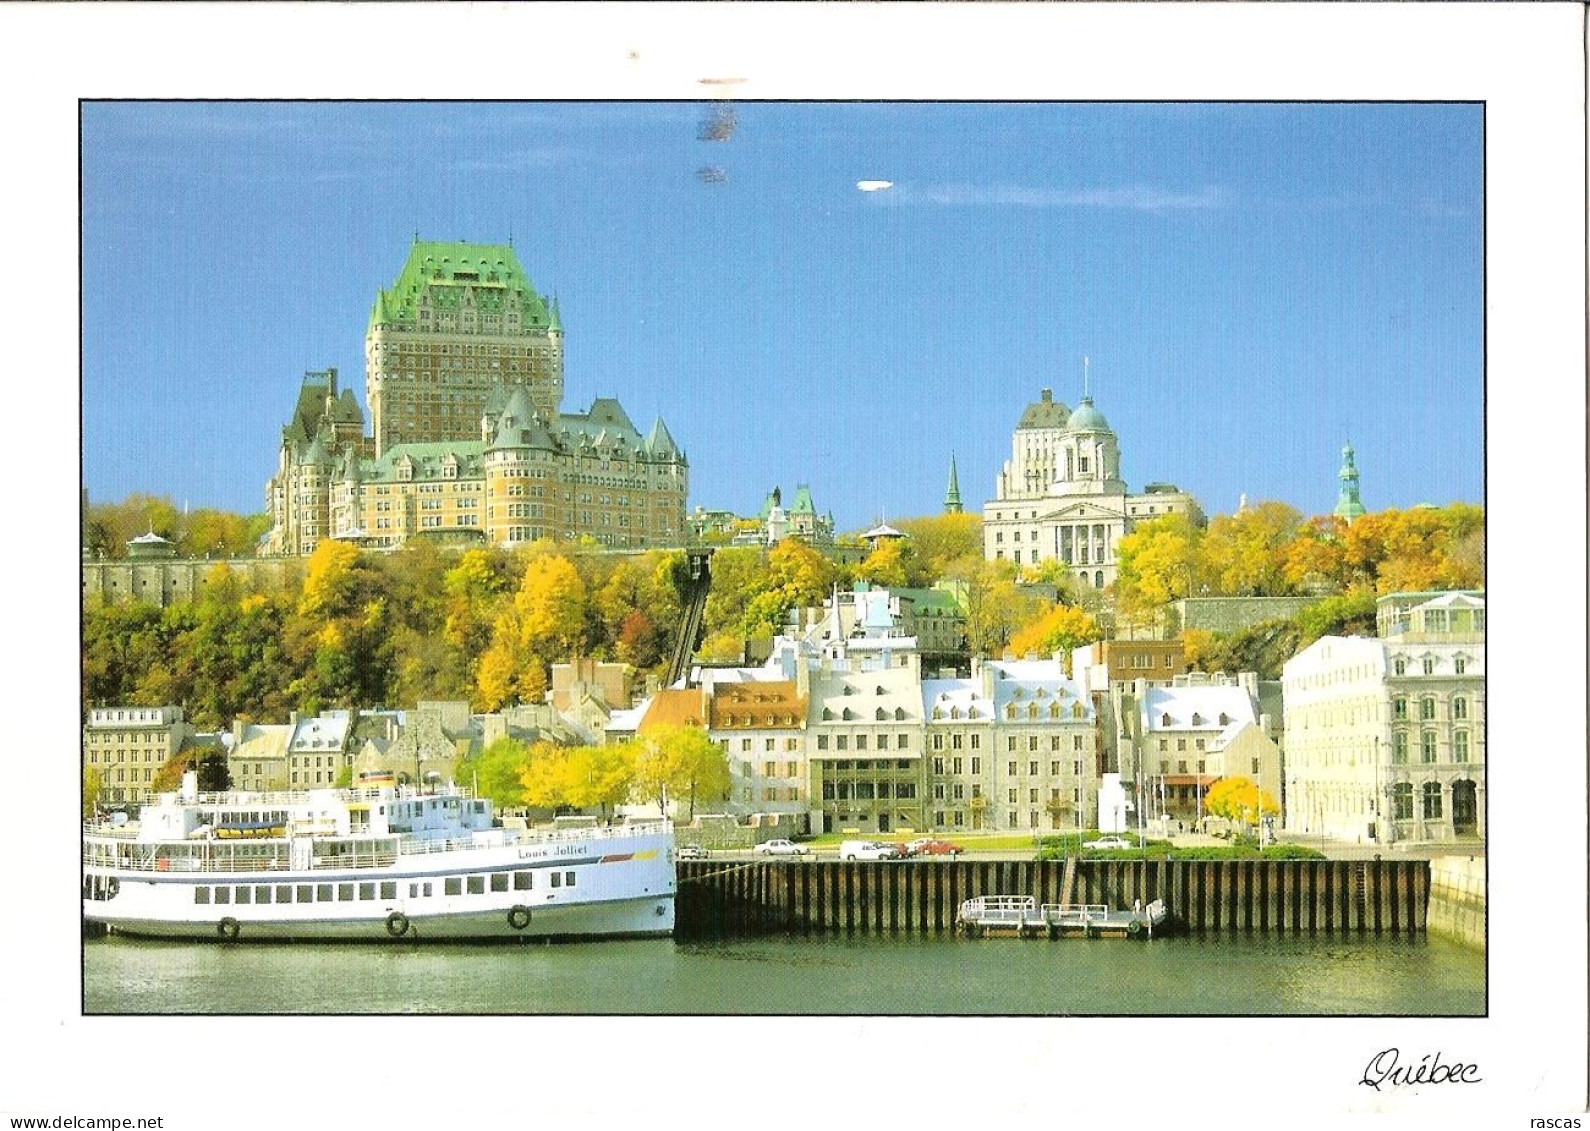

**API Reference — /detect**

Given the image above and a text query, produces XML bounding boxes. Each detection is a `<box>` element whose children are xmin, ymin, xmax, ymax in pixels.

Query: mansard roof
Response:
<box><xmin>365</xmin><ymin>441</ymin><xmax>486</xmax><ymax>482</ymax></box>
<box><xmin>368</xmin><ymin>239</ymin><xmax>553</xmax><ymax>333</ymax></box>
<box><xmin>1017</xmin><ymin>388</ymin><xmax>1072</xmax><ymax>430</ymax></box>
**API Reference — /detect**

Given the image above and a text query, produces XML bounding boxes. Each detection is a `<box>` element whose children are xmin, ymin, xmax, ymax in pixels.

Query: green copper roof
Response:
<box><xmin>1334</xmin><ymin>442</ymin><xmax>1366</xmax><ymax>520</ymax></box>
<box><xmin>1066</xmin><ymin>396</ymin><xmax>1111</xmax><ymax>432</ymax></box>
<box><xmin>369</xmin><ymin>240</ymin><xmax>553</xmax><ymax>333</ymax></box>
<box><xmin>944</xmin><ymin>455</ymin><xmax>963</xmax><ymax>513</ymax></box>
<box><xmin>364</xmin><ymin>440</ymin><xmax>486</xmax><ymax>483</ymax></box>
<box><xmin>790</xmin><ymin>485</ymin><xmax>817</xmax><ymax>514</ymax></box>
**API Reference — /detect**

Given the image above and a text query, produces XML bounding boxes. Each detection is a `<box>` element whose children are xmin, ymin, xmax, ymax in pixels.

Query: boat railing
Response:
<box><xmin>957</xmin><ymin>895</ymin><xmax>1035</xmax><ymax>923</ymax></box>
<box><xmin>398</xmin><ymin>819</ymin><xmax>673</xmax><ymax>858</ymax></box>
<box><xmin>1039</xmin><ymin>903</ymin><xmax>1112</xmax><ymax>923</ymax></box>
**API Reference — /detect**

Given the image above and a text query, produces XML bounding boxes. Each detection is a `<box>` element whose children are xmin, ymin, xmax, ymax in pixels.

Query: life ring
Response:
<box><xmin>217</xmin><ymin>917</ymin><xmax>240</xmax><ymax>941</ymax></box>
<box><xmin>106</xmin><ymin>877</ymin><xmax>119</xmax><ymax>899</ymax></box>
<box><xmin>507</xmin><ymin>905</ymin><xmax>531</xmax><ymax>931</ymax></box>
<box><xmin>385</xmin><ymin>911</ymin><xmax>410</xmax><ymax>938</ymax></box>
<box><xmin>1126</xmin><ymin>919</ymin><xmax>1145</xmax><ymax>938</ymax></box>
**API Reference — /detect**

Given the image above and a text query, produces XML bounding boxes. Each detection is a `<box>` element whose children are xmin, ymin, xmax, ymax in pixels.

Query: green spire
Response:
<box><xmin>1334</xmin><ymin>442</ymin><xmax>1366</xmax><ymax>521</ymax></box>
<box><xmin>944</xmin><ymin>453</ymin><xmax>963</xmax><ymax>514</ymax></box>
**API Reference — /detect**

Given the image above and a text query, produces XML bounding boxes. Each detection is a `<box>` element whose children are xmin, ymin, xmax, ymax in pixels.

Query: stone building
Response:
<box><xmin>1282</xmin><ymin>591</ymin><xmax>1484</xmax><ymax>845</ymax></box>
<box><xmin>1114</xmin><ymin>672</ymin><xmax>1282</xmax><ymax>826</ymax></box>
<box><xmin>82</xmin><ymin>705</ymin><xmax>198</xmax><ymax>807</ymax></box>
<box><xmin>262</xmin><ymin>241</ymin><xmax>688</xmax><ymax>556</ymax></box>
<box><xmin>983</xmin><ymin>386</ymin><xmax>1203</xmax><ymax>588</ymax></box>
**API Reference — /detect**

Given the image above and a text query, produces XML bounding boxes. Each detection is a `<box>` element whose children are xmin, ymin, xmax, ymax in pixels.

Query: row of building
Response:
<box><xmin>84</xmin><ymin>588</ymin><xmax>1483</xmax><ymax>847</ymax></box>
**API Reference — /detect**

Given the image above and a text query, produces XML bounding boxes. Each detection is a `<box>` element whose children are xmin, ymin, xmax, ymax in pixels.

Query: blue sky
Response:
<box><xmin>82</xmin><ymin>101</ymin><xmax>1482</xmax><ymax>529</ymax></box>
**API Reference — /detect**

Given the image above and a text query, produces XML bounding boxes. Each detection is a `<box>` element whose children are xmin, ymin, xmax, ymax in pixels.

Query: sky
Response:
<box><xmin>81</xmin><ymin>100</ymin><xmax>1483</xmax><ymax>530</ymax></box>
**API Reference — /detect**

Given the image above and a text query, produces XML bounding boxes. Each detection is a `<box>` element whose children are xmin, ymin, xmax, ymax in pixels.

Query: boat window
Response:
<box><xmin>380</xmin><ymin>882</ymin><xmax>397</xmax><ymax>900</ymax></box>
<box><xmin>565</xmin><ymin>871</ymin><xmax>576</xmax><ymax>887</ymax></box>
<box><xmin>298</xmin><ymin>885</ymin><xmax>314</xmax><ymax>903</ymax></box>
<box><xmin>338</xmin><ymin>884</ymin><xmax>355</xmax><ymax>901</ymax></box>
<box><xmin>491</xmin><ymin>873</ymin><xmax>509</xmax><ymax>893</ymax></box>
<box><xmin>276</xmin><ymin>886</ymin><xmax>293</xmax><ymax>904</ymax></box>
<box><xmin>408</xmin><ymin>883</ymin><xmax>419</xmax><ymax>898</ymax></box>
<box><xmin>551</xmin><ymin>873</ymin><xmax>562</xmax><ymax>888</ymax></box>
<box><xmin>195</xmin><ymin>887</ymin><xmax>210</xmax><ymax>905</ymax></box>
<box><xmin>254</xmin><ymin>886</ymin><xmax>272</xmax><ymax>905</ymax></box>
<box><xmin>423</xmin><ymin>882</ymin><xmax>433</xmax><ymax>898</ymax></box>
<box><xmin>316</xmin><ymin>884</ymin><xmax>333</xmax><ymax>902</ymax></box>
<box><xmin>445</xmin><ymin>878</ymin><xmax>462</xmax><ymax>896</ymax></box>
<box><xmin>359</xmin><ymin>883</ymin><xmax>376</xmax><ymax>900</ymax></box>
<box><xmin>513</xmin><ymin>871</ymin><xmax>532</xmax><ymax>891</ymax></box>
<box><xmin>467</xmin><ymin>876</ymin><xmax>485</xmax><ymax>895</ymax></box>
<box><xmin>214</xmin><ymin>887</ymin><xmax>230</xmax><ymax>905</ymax></box>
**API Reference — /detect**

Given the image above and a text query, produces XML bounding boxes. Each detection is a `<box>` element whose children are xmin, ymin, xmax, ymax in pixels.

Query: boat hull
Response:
<box><xmin>84</xmin><ymin>828</ymin><xmax>677</xmax><ymax>943</ymax></box>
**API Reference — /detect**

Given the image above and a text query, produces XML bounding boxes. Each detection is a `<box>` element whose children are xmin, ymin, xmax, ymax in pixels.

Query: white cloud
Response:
<box><xmin>856</xmin><ymin>179</ymin><xmax>894</xmax><ymax>192</ymax></box>
<box><xmin>883</xmin><ymin>183</ymin><xmax>1226</xmax><ymax>212</ymax></box>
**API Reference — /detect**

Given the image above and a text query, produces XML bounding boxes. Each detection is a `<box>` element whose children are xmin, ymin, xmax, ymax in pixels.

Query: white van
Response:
<box><xmin>841</xmin><ymin>840</ymin><xmax>901</xmax><ymax>861</ymax></box>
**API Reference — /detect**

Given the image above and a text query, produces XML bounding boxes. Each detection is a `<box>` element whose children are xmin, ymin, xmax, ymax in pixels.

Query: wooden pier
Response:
<box><xmin>674</xmin><ymin>858</ymin><xmax>1429</xmax><ymax>940</ymax></box>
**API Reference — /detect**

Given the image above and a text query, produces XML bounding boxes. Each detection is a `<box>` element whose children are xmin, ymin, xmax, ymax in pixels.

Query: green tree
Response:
<box><xmin>84</xmin><ymin>767</ymin><xmax>104</xmax><ymax>819</ymax></box>
<box><xmin>462</xmin><ymin>737</ymin><xmax>533</xmax><ymax>809</ymax></box>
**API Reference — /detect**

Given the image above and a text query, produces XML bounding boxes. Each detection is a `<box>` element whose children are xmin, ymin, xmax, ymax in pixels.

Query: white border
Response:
<box><xmin>8</xmin><ymin>3</ymin><xmax>1585</xmax><ymax>1125</ymax></box>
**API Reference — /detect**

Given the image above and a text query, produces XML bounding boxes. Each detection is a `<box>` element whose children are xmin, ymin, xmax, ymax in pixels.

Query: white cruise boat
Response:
<box><xmin>83</xmin><ymin>773</ymin><xmax>676</xmax><ymax>942</ymax></box>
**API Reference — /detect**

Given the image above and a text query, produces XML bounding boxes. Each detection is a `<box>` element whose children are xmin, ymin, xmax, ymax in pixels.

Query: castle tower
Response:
<box><xmin>1334</xmin><ymin>442</ymin><xmax>1367</xmax><ymax>521</ymax></box>
<box><xmin>944</xmin><ymin>454</ymin><xmax>964</xmax><ymax>514</ymax></box>
<box><xmin>365</xmin><ymin>240</ymin><xmax>564</xmax><ymax>456</ymax></box>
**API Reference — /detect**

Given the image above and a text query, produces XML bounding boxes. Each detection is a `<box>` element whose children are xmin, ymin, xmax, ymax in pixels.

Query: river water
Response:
<box><xmin>84</xmin><ymin>933</ymin><xmax>1484</xmax><ymax>1015</ymax></box>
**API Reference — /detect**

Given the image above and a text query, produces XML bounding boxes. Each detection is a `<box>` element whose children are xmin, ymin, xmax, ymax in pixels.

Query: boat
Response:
<box><xmin>956</xmin><ymin>894</ymin><xmax>1169</xmax><ymax>939</ymax></box>
<box><xmin>83</xmin><ymin>772</ymin><xmax>676</xmax><ymax>942</ymax></box>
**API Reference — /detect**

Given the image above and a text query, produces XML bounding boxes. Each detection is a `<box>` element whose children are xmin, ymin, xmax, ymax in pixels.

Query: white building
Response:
<box><xmin>1282</xmin><ymin>592</ymin><xmax>1485</xmax><ymax>845</ymax></box>
<box><xmin>983</xmin><ymin>386</ymin><xmax>1202</xmax><ymax>589</ymax></box>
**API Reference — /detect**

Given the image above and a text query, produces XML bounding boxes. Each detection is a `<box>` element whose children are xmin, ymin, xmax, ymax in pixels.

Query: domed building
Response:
<box><xmin>983</xmin><ymin>385</ymin><xmax>1203</xmax><ymax>589</ymax></box>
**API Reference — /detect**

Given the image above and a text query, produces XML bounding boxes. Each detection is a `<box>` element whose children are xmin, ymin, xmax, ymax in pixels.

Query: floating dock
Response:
<box><xmin>956</xmin><ymin>895</ymin><xmax>1167</xmax><ymax>939</ymax></box>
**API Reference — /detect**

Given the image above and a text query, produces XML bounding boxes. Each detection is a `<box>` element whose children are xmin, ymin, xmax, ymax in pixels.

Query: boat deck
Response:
<box><xmin>957</xmin><ymin>895</ymin><xmax>1167</xmax><ymax>939</ymax></box>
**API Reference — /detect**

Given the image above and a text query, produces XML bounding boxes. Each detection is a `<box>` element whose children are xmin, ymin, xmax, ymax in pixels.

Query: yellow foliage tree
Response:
<box><xmin>1114</xmin><ymin>513</ymin><xmax>1203</xmax><ymax>616</ymax></box>
<box><xmin>298</xmin><ymin>540</ymin><xmax>363</xmax><ymax>616</ymax></box>
<box><xmin>634</xmin><ymin>725</ymin><xmax>731</xmax><ymax>819</ymax></box>
<box><xmin>1008</xmin><ymin>603</ymin><xmax>1103</xmax><ymax>659</ymax></box>
<box><xmin>514</xmin><ymin>554</ymin><xmax>588</xmax><ymax>657</ymax></box>
<box><xmin>1204</xmin><ymin>776</ymin><xmax>1279</xmax><ymax>827</ymax></box>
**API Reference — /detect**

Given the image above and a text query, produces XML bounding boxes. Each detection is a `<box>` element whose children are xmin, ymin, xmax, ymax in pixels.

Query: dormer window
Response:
<box><xmin>822</xmin><ymin>707</ymin><xmax>834</xmax><ymax>721</ymax></box>
<box><xmin>1218</xmin><ymin>712</ymin><xmax>1230</xmax><ymax>726</ymax></box>
<box><xmin>1161</xmin><ymin>713</ymin><xmax>1172</xmax><ymax>726</ymax></box>
<box><xmin>875</xmin><ymin>708</ymin><xmax>887</xmax><ymax>721</ymax></box>
<box><xmin>1191</xmin><ymin>713</ymin><xmax>1203</xmax><ymax>726</ymax></box>
<box><xmin>894</xmin><ymin>707</ymin><xmax>906</xmax><ymax>721</ymax></box>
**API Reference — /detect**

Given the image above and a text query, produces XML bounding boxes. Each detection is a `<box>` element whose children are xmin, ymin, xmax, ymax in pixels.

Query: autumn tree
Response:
<box><xmin>150</xmin><ymin>744</ymin><xmax>229</xmax><ymax>794</ymax></box>
<box><xmin>1008</xmin><ymin>603</ymin><xmax>1103</xmax><ymax>660</ymax></box>
<box><xmin>520</xmin><ymin>742</ymin><xmax>637</xmax><ymax>820</ymax></box>
<box><xmin>461</xmin><ymin>737</ymin><xmax>534</xmax><ymax>809</ymax></box>
<box><xmin>1113</xmin><ymin>513</ymin><xmax>1203</xmax><ymax>617</ymax></box>
<box><xmin>949</xmin><ymin>558</ymin><xmax>1041</xmax><ymax>657</ymax></box>
<box><xmin>1200</xmin><ymin>502</ymin><xmax>1304</xmax><ymax>597</ymax></box>
<box><xmin>1204</xmin><ymin>776</ymin><xmax>1279</xmax><ymax>827</ymax></box>
<box><xmin>892</xmin><ymin>513</ymin><xmax>983</xmax><ymax>580</ymax></box>
<box><xmin>84</xmin><ymin>768</ymin><xmax>104</xmax><ymax>819</ymax></box>
<box><xmin>634</xmin><ymin>725</ymin><xmax>731</xmax><ymax>820</ymax></box>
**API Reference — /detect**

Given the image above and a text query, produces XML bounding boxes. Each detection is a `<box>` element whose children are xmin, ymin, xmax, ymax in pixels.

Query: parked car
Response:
<box><xmin>904</xmin><ymin>837</ymin><xmax>964</xmax><ymax>857</ymax></box>
<box><xmin>676</xmin><ymin>844</ymin><xmax>709</xmax><ymax>860</ymax></box>
<box><xmin>753</xmin><ymin>839</ymin><xmax>809</xmax><ymax>857</ymax></box>
<box><xmin>1089</xmin><ymin>836</ymin><xmax>1136</xmax><ymax>850</ymax></box>
<box><xmin>840</xmin><ymin>840</ymin><xmax>903</xmax><ymax>861</ymax></box>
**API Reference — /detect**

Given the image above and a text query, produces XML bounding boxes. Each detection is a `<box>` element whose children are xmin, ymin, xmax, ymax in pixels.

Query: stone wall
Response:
<box><xmin>1425</xmin><ymin>854</ymin><xmax>1485</xmax><ymax>950</ymax></box>
<box><xmin>83</xmin><ymin>558</ymin><xmax>297</xmax><ymax>607</ymax></box>
<box><xmin>1172</xmin><ymin>596</ymin><xmax>1318</xmax><ymax>636</ymax></box>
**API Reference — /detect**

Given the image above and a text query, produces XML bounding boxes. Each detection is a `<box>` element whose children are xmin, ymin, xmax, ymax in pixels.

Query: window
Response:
<box><xmin>1452</xmin><ymin>697</ymin><xmax>1468</xmax><ymax>721</ymax></box>
<box><xmin>1454</xmin><ymin>657</ymin><xmax>1466</xmax><ymax>675</ymax></box>
<box><xmin>195</xmin><ymin>886</ymin><xmax>210</xmax><ymax>905</ymax></box>
<box><xmin>1422</xmin><ymin>782</ymin><xmax>1443</xmax><ymax>819</ymax></box>
<box><xmin>1393</xmin><ymin>658</ymin><xmax>1406</xmax><ymax>676</ymax></box>
<box><xmin>1050</xmin><ymin>760</ymin><xmax>1061</xmax><ymax>776</ymax></box>
<box><xmin>491</xmin><ymin>873</ymin><xmax>510</xmax><ymax>893</ymax></box>
<box><xmin>1420</xmin><ymin>697</ymin><xmax>1435</xmax><ymax>721</ymax></box>
<box><xmin>359</xmin><ymin>882</ymin><xmax>375</xmax><ymax>900</ymax></box>
<box><xmin>338</xmin><ymin>883</ymin><xmax>354</xmax><ymax>901</ymax></box>
<box><xmin>1393</xmin><ymin>732</ymin><xmax>1408</xmax><ymax>764</ymax></box>
<box><xmin>1393</xmin><ymin>783</ymin><xmax>1413</xmax><ymax>820</ymax></box>
<box><xmin>381</xmin><ymin>882</ymin><xmax>397</xmax><ymax>900</ymax></box>
<box><xmin>1008</xmin><ymin>760</ymin><xmax>1018</xmax><ymax>777</ymax></box>
<box><xmin>933</xmin><ymin>757</ymin><xmax>944</xmax><ymax>775</ymax></box>
<box><xmin>970</xmin><ymin>757</ymin><xmax>981</xmax><ymax>775</ymax></box>
<box><xmin>1028</xmin><ymin>760</ymin><xmax>1039</xmax><ymax>776</ymax></box>
<box><xmin>298</xmin><ymin>885</ymin><xmax>314</xmax><ymax>903</ymax></box>
<box><xmin>444</xmin><ymin>878</ymin><xmax>462</xmax><ymax>896</ymax></box>
<box><xmin>565</xmin><ymin>871</ymin><xmax>576</xmax><ymax>887</ymax></box>
<box><xmin>1421</xmin><ymin>732</ymin><xmax>1437</xmax><ymax>764</ymax></box>
<box><xmin>1393</xmin><ymin>698</ymin><xmax>1407</xmax><ymax>720</ymax></box>
<box><xmin>932</xmin><ymin>734</ymin><xmax>944</xmax><ymax>751</ymax></box>
<box><xmin>1453</xmin><ymin>731</ymin><xmax>1469</xmax><ymax>763</ymax></box>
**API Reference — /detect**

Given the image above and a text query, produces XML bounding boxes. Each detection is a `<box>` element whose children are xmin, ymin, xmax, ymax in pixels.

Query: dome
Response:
<box><xmin>1066</xmin><ymin>396</ymin><xmax>1111</xmax><ymax>432</ymax></box>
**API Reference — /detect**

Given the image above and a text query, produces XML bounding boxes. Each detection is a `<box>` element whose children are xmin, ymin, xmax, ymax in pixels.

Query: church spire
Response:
<box><xmin>944</xmin><ymin>453</ymin><xmax>963</xmax><ymax>514</ymax></box>
<box><xmin>1334</xmin><ymin>442</ymin><xmax>1367</xmax><ymax>521</ymax></box>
